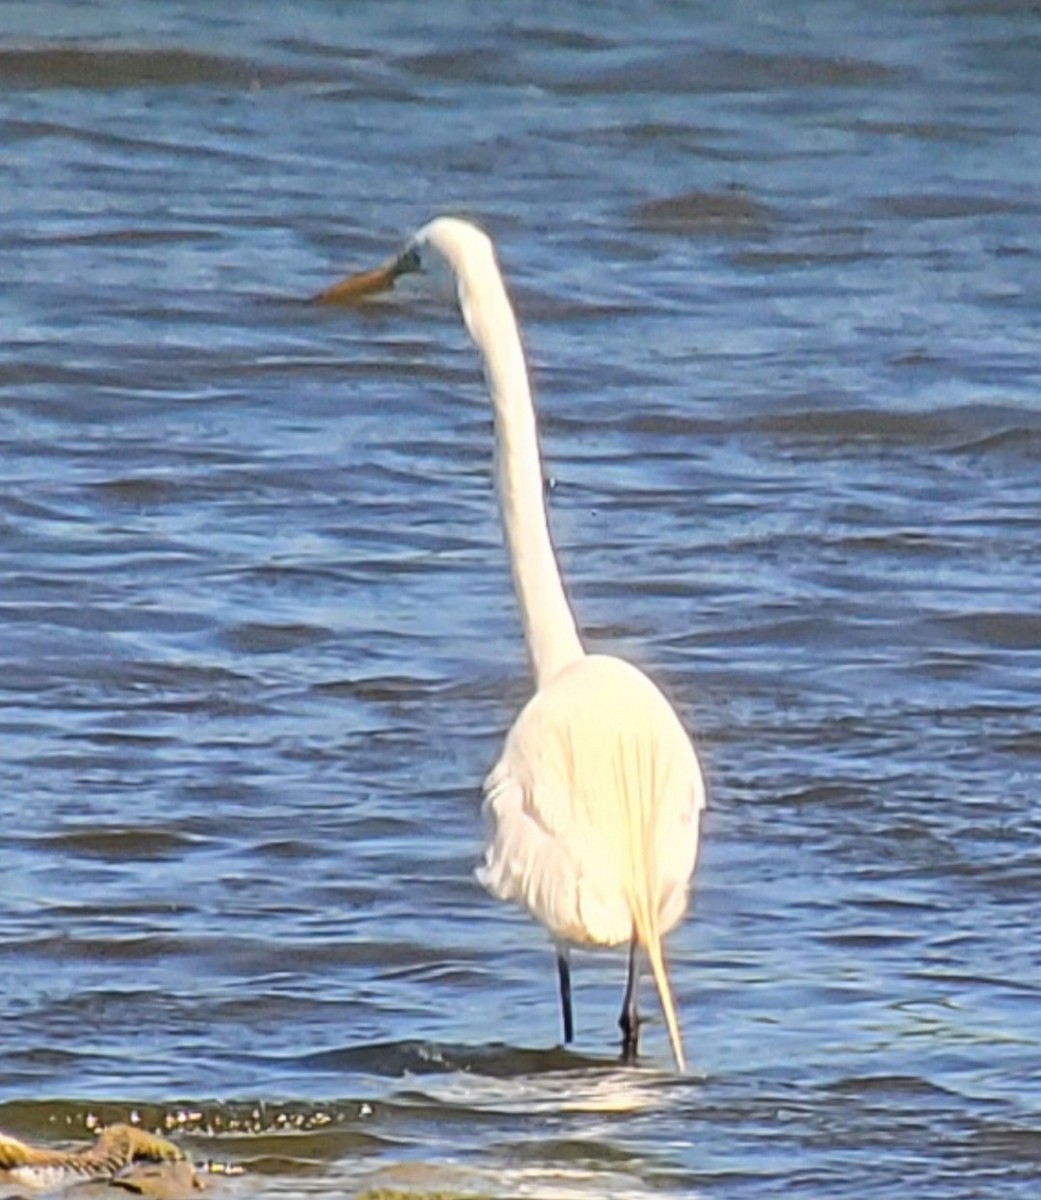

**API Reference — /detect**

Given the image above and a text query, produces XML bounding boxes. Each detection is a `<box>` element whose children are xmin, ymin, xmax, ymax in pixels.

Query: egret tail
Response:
<box><xmin>634</xmin><ymin>908</ymin><xmax>686</xmax><ymax>1073</ymax></box>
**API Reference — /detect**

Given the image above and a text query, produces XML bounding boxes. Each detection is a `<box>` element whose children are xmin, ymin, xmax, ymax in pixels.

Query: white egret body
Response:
<box><xmin>318</xmin><ymin>217</ymin><xmax>706</xmax><ymax>1070</ymax></box>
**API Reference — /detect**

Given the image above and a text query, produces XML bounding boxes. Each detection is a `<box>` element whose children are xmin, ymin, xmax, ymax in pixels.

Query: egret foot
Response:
<box><xmin>618</xmin><ymin>936</ymin><xmax>642</xmax><ymax>1064</ymax></box>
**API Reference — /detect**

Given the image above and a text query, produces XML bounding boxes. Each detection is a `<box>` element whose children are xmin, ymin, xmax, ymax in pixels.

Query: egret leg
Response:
<box><xmin>557</xmin><ymin>949</ymin><xmax>574</xmax><ymax>1045</ymax></box>
<box><xmin>619</xmin><ymin>938</ymin><xmax>641</xmax><ymax>1064</ymax></box>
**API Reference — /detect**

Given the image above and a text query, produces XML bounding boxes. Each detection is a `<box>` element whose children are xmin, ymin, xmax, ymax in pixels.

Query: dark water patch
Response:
<box><xmin>508</xmin><ymin>1136</ymin><xmax>641</xmax><ymax>1167</ymax></box>
<box><xmin>74</xmin><ymin>730</ymin><xmax>178</xmax><ymax>750</ymax></box>
<box><xmin>890</xmin><ymin>348</ymin><xmax>948</xmax><ymax>368</ymax></box>
<box><xmin>850</xmin><ymin>118</ymin><xmax>1004</xmax><ymax>143</ymax></box>
<box><xmin>314</xmin><ymin>674</ymin><xmax>449</xmax><ymax>704</ymax></box>
<box><xmin>378</xmin><ymin>961</ymin><xmax>488</xmax><ymax>987</ymax></box>
<box><xmin>996</xmin><ymin>729</ymin><xmax>1041</xmax><ymax>758</ymax></box>
<box><xmin>823</xmin><ymin>528</ymin><xmax>964</xmax><ymax>556</ymax></box>
<box><xmin>819</xmin><ymin>928</ymin><xmax>924</xmax><ymax>951</ymax></box>
<box><xmin>946</xmin><ymin>426</ymin><xmax>1041</xmax><ymax>460</ymax></box>
<box><xmin>0</xmin><ymin>361</ymin><xmax>112</xmax><ymax>390</ymax></box>
<box><xmin>508</xmin><ymin>25</ymin><xmax>615</xmax><ymax>53</ymax></box>
<box><xmin>37</xmin><ymin>825</ymin><xmax>203</xmax><ymax>861</ymax></box>
<box><xmin>221</xmin><ymin>621</ymin><xmax>335</xmax><ymax>656</ymax></box>
<box><xmin>15</xmin><ymin>987</ymin><xmax>218</xmax><ymax>1041</ymax></box>
<box><xmin>0</xmin><ymin>931</ymin><xmax>488</xmax><ymax>980</ymax></box>
<box><xmin>0</xmin><ymin>934</ymin><xmax>194</xmax><ymax>964</ymax></box>
<box><xmin>204</xmin><ymin>1127</ymin><xmax>394</xmax><ymax>1176</ymax></box>
<box><xmin>553</xmin><ymin>47</ymin><xmax>901</xmax><ymax>97</ymax></box>
<box><xmin>1</xmin><ymin>658</ymin><xmax>264</xmax><ymax>721</ymax></box>
<box><xmin>2</xmin><ymin>117</ymin><xmax>265</xmax><ymax>167</ymax></box>
<box><xmin>567</xmin><ymin>120</ymin><xmax>713</xmax><ymax>157</ymax></box>
<box><xmin>632</xmin><ymin>190</ymin><xmax>773</xmax><ymax>238</ymax></box>
<box><xmin>908</xmin><ymin>967</ymin><xmax>1041</xmax><ymax>997</ymax></box>
<box><xmin>968</xmin><ymin>1123</ymin><xmax>1041</xmax><ymax>1162</ymax></box>
<box><xmin>876</xmin><ymin>192</ymin><xmax>1037</xmax><ymax>220</ymax></box>
<box><xmin>296</xmin><ymin>1039</ymin><xmax>603</xmax><ymax>1079</ymax></box>
<box><xmin>745</xmin><ymin>401</ymin><xmax>1041</xmax><ymax>457</ymax></box>
<box><xmin>939</xmin><ymin>611</ymin><xmax>1041</xmax><ymax>651</ymax></box>
<box><xmin>0</xmin><ymin>1049</ymin><xmax>95</xmax><ymax>1091</ymax></box>
<box><xmin>92</xmin><ymin>475</ymin><xmax>184</xmax><ymax>505</ymax></box>
<box><xmin>566</xmin><ymin>408</ymin><xmax>721</xmax><ymax>441</ymax></box>
<box><xmin>266</xmin><ymin>38</ymin><xmax>377</xmax><ymax>64</ymax></box>
<box><xmin>0</xmin><ymin>45</ymin><xmax>327</xmax><ymax>90</ymax></box>
<box><xmin>400</xmin><ymin>46</ymin><xmax>516</xmax><ymax>86</ymax></box>
<box><xmin>713</xmin><ymin>49</ymin><xmax>901</xmax><ymax>90</ymax></box>
<box><xmin>561</xmin><ymin>395</ymin><xmax>1036</xmax><ymax>469</ymax></box>
<box><xmin>824</xmin><ymin>1074</ymin><xmax>973</xmax><ymax>1099</ymax></box>
<box><xmin>11</xmin><ymin>899</ymin><xmax>203</xmax><ymax>924</ymax></box>
<box><xmin>250</xmin><ymin>838</ymin><xmax>318</xmax><ymax>861</ymax></box>
<box><xmin>43</xmin><ymin>226</ymin><xmax>220</xmax><ymax>248</ymax></box>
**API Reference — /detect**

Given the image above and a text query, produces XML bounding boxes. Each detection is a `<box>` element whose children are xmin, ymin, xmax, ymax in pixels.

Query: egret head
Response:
<box><xmin>313</xmin><ymin>216</ymin><xmax>496</xmax><ymax>308</ymax></box>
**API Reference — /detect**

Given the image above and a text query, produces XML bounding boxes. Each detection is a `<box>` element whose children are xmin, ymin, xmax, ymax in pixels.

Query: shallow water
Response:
<box><xmin>2</xmin><ymin>2</ymin><xmax>1040</xmax><ymax>1197</ymax></box>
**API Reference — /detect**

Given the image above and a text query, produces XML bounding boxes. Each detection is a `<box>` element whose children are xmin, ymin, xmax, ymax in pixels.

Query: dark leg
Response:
<box><xmin>557</xmin><ymin>949</ymin><xmax>574</xmax><ymax>1045</ymax></box>
<box><xmin>618</xmin><ymin>938</ymin><xmax>641</xmax><ymax>1064</ymax></box>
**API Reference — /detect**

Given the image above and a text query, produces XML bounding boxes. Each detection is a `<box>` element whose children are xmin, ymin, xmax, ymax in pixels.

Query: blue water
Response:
<box><xmin>2</xmin><ymin>3</ymin><xmax>1040</xmax><ymax>1197</ymax></box>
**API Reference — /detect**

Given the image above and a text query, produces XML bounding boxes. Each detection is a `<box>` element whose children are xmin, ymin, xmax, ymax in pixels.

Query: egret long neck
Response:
<box><xmin>459</xmin><ymin>261</ymin><xmax>584</xmax><ymax>687</ymax></box>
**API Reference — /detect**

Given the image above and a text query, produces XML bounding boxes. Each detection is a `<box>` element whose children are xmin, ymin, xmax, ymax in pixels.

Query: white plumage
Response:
<box><xmin>479</xmin><ymin>654</ymin><xmax>700</xmax><ymax>950</ymax></box>
<box><xmin>319</xmin><ymin>217</ymin><xmax>706</xmax><ymax>1070</ymax></box>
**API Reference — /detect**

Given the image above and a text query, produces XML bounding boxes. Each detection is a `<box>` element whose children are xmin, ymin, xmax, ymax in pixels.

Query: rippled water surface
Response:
<box><xmin>2</xmin><ymin>2</ymin><xmax>1040</xmax><ymax>1197</ymax></box>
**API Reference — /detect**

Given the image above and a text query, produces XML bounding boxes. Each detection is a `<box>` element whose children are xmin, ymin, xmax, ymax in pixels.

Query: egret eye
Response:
<box><xmin>395</xmin><ymin>244</ymin><xmax>423</xmax><ymax>276</ymax></box>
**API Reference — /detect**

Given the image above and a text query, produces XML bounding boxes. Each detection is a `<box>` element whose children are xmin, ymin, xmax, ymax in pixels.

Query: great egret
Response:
<box><xmin>316</xmin><ymin>218</ymin><xmax>706</xmax><ymax>1070</ymax></box>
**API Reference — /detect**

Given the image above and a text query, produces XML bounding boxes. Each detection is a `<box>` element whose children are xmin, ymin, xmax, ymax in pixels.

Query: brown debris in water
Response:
<box><xmin>0</xmin><ymin>1123</ymin><xmax>203</xmax><ymax>1198</ymax></box>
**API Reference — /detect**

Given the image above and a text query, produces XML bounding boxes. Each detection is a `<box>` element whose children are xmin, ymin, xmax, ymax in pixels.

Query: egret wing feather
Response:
<box><xmin>478</xmin><ymin>655</ymin><xmax>704</xmax><ymax>950</ymax></box>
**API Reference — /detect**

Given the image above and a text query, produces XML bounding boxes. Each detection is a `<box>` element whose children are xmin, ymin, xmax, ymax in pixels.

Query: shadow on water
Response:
<box><xmin>292</xmin><ymin>1038</ymin><xmax>605</xmax><ymax>1079</ymax></box>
